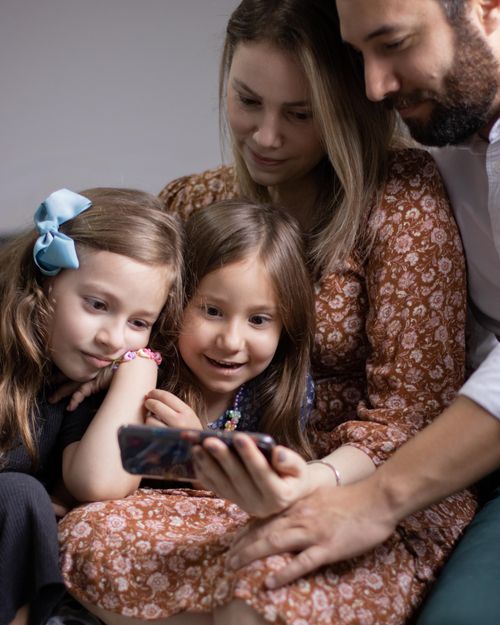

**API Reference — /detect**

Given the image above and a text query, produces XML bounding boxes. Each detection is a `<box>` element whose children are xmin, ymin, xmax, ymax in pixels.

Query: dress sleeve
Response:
<box><xmin>334</xmin><ymin>150</ymin><xmax>467</xmax><ymax>466</ymax></box>
<box><xmin>158</xmin><ymin>166</ymin><xmax>239</xmax><ymax>219</ymax></box>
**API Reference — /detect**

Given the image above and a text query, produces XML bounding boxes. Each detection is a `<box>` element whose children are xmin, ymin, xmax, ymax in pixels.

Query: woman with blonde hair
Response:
<box><xmin>59</xmin><ymin>1</ymin><xmax>476</xmax><ymax>624</ymax></box>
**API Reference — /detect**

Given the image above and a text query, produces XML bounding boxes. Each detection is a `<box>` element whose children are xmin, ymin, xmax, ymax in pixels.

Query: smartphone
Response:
<box><xmin>118</xmin><ymin>424</ymin><xmax>276</xmax><ymax>481</ymax></box>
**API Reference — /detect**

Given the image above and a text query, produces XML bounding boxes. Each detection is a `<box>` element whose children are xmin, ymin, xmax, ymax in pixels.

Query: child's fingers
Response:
<box><xmin>196</xmin><ymin>439</ymin><xmax>262</xmax><ymax>506</ymax></box>
<box><xmin>270</xmin><ymin>445</ymin><xmax>305</xmax><ymax>478</ymax></box>
<box><xmin>48</xmin><ymin>381</ymin><xmax>82</xmax><ymax>404</ymax></box>
<box><xmin>144</xmin><ymin>397</ymin><xmax>201</xmax><ymax>429</ymax></box>
<box><xmin>231</xmin><ymin>436</ymin><xmax>307</xmax><ymax>511</ymax></box>
<box><xmin>66</xmin><ymin>381</ymin><xmax>100</xmax><ymax>411</ymax></box>
<box><xmin>145</xmin><ymin>389</ymin><xmax>190</xmax><ymax>413</ymax></box>
<box><xmin>143</xmin><ymin>398</ymin><xmax>177</xmax><ymax>425</ymax></box>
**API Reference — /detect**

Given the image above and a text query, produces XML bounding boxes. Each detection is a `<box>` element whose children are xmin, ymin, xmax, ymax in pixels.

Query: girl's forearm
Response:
<box><xmin>63</xmin><ymin>357</ymin><xmax>158</xmax><ymax>501</ymax></box>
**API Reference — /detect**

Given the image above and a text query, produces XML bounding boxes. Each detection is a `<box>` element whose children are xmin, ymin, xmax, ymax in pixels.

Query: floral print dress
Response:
<box><xmin>58</xmin><ymin>149</ymin><xmax>477</xmax><ymax>625</ymax></box>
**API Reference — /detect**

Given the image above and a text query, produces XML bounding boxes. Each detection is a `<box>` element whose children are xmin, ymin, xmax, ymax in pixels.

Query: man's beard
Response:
<box><xmin>386</xmin><ymin>17</ymin><xmax>499</xmax><ymax>146</ymax></box>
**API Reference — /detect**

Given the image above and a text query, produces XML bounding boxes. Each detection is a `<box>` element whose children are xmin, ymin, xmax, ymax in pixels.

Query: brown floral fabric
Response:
<box><xmin>59</xmin><ymin>150</ymin><xmax>476</xmax><ymax>624</ymax></box>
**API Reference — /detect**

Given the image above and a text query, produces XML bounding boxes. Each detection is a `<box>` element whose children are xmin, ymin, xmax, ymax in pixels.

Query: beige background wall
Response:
<box><xmin>0</xmin><ymin>0</ymin><xmax>238</xmax><ymax>232</ymax></box>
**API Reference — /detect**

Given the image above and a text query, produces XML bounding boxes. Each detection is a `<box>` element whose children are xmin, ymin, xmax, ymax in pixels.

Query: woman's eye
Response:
<box><xmin>289</xmin><ymin>110</ymin><xmax>312</xmax><ymax>122</ymax></box>
<box><xmin>238</xmin><ymin>93</ymin><xmax>259</xmax><ymax>107</ymax></box>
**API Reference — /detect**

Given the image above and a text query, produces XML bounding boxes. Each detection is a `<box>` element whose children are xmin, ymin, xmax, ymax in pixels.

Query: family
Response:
<box><xmin>2</xmin><ymin>1</ymin><xmax>499</xmax><ymax>625</ymax></box>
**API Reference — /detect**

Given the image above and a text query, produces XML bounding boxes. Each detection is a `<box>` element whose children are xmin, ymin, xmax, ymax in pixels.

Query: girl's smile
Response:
<box><xmin>179</xmin><ymin>253</ymin><xmax>282</xmax><ymax>410</ymax></box>
<box><xmin>47</xmin><ymin>249</ymin><xmax>172</xmax><ymax>383</ymax></box>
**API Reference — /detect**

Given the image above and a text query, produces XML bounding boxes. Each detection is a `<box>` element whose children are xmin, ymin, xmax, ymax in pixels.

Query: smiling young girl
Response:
<box><xmin>59</xmin><ymin>199</ymin><xmax>316</xmax><ymax>616</ymax></box>
<box><xmin>142</xmin><ymin>199</ymin><xmax>314</xmax><ymax>448</ymax></box>
<box><xmin>0</xmin><ymin>187</ymin><xmax>182</xmax><ymax>625</ymax></box>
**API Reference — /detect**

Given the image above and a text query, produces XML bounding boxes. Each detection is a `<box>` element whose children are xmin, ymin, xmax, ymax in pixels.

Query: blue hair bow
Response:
<box><xmin>33</xmin><ymin>188</ymin><xmax>92</xmax><ymax>276</ymax></box>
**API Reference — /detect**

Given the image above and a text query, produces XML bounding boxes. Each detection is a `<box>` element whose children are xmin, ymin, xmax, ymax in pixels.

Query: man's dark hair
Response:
<box><xmin>438</xmin><ymin>0</ymin><xmax>467</xmax><ymax>23</ymax></box>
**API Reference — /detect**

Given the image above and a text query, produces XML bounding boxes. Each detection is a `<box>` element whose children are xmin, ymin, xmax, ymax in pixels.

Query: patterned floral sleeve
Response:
<box><xmin>158</xmin><ymin>165</ymin><xmax>239</xmax><ymax>219</ymax></box>
<box><xmin>331</xmin><ymin>149</ymin><xmax>467</xmax><ymax>466</ymax></box>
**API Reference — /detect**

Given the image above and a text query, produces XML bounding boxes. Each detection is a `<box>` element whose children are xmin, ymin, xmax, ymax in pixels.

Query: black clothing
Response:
<box><xmin>0</xmin><ymin>391</ymin><xmax>102</xmax><ymax>625</ymax></box>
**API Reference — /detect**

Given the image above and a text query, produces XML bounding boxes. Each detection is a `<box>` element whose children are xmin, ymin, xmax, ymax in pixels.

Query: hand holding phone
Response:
<box><xmin>118</xmin><ymin>424</ymin><xmax>276</xmax><ymax>481</ymax></box>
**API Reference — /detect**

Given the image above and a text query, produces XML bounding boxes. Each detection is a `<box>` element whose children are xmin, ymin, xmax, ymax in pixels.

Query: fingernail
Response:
<box><xmin>234</xmin><ymin>437</ymin><xmax>245</xmax><ymax>449</ymax></box>
<box><xmin>277</xmin><ymin>450</ymin><xmax>287</xmax><ymax>463</ymax></box>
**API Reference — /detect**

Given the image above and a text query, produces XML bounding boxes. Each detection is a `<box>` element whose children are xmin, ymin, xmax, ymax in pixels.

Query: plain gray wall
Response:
<box><xmin>1</xmin><ymin>0</ymin><xmax>238</xmax><ymax>233</ymax></box>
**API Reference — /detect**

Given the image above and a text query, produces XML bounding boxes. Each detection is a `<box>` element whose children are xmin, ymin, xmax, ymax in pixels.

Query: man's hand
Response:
<box><xmin>227</xmin><ymin>475</ymin><xmax>397</xmax><ymax>588</ymax></box>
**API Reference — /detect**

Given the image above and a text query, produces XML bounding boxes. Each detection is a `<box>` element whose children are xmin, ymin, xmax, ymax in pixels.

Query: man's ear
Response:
<box><xmin>473</xmin><ymin>0</ymin><xmax>500</xmax><ymax>35</ymax></box>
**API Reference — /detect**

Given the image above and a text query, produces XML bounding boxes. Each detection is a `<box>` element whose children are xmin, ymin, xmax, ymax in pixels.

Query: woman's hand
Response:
<box><xmin>144</xmin><ymin>389</ymin><xmax>202</xmax><ymax>430</ymax></box>
<box><xmin>192</xmin><ymin>433</ymin><xmax>338</xmax><ymax>518</ymax></box>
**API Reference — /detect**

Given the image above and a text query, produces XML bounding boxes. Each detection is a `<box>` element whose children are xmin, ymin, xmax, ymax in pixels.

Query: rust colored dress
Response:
<box><xmin>59</xmin><ymin>150</ymin><xmax>477</xmax><ymax>624</ymax></box>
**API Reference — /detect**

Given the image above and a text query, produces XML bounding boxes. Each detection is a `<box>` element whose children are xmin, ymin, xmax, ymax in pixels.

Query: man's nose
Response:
<box><xmin>364</xmin><ymin>56</ymin><xmax>401</xmax><ymax>102</ymax></box>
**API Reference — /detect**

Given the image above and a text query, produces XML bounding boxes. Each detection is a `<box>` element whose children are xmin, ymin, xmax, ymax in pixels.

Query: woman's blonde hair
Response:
<box><xmin>163</xmin><ymin>200</ymin><xmax>314</xmax><ymax>455</ymax></box>
<box><xmin>220</xmin><ymin>0</ymin><xmax>399</xmax><ymax>274</ymax></box>
<box><xmin>0</xmin><ymin>188</ymin><xmax>183</xmax><ymax>466</ymax></box>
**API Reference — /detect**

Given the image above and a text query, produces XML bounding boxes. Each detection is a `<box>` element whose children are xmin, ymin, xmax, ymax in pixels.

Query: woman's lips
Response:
<box><xmin>247</xmin><ymin>147</ymin><xmax>284</xmax><ymax>167</ymax></box>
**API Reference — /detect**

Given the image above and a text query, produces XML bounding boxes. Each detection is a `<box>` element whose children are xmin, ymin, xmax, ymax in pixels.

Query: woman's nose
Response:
<box><xmin>253</xmin><ymin>111</ymin><xmax>283</xmax><ymax>149</ymax></box>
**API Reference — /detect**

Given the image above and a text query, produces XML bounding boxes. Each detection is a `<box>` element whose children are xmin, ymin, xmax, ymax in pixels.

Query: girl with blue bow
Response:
<box><xmin>0</xmin><ymin>187</ymin><xmax>182</xmax><ymax>625</ymax></box>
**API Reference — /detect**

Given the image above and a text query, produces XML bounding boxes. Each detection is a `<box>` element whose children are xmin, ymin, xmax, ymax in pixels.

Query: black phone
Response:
<box><xmin>118</xmin><ymin>424</ymin><xmax>276</xmax><ymax>481</ymax></box>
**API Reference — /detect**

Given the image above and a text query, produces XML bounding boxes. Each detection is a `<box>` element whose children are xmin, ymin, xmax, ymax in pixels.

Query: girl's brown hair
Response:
<box><xmin>220</xmin><ymin>0</ymin><xmax>399</xmax><ymax>274</ymax></box>
<box><xmin>164</xmin><ymin>199</ymin><xmax>314</xmax><ymax>455</ymax></box>
<box><xmin>0</xmin><ymin>187</ymin><xmax>183</xmax><ymax>466</ymax></box>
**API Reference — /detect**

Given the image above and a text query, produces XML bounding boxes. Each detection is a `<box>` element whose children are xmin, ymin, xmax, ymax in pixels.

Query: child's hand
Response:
<box><xmin>144</xmin><ymin>389</ymin><xmax>203</xmax><ymax>430</ymax></box>
<box><xmin>49</xmin><ymin>366</ymin><xmax>114</xmax><ymax>411</ymax></box>
<box><xmin>192</xmin><ymin>434</ymin><xmax>338</xmax><ymax>518</ymax></box>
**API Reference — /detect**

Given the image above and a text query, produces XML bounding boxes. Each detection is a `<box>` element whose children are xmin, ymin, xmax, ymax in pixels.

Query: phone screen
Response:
<box><xmin>118</xmin><ymin>425</ymin><xmax>275</xmax><ymax>481</ymax></box>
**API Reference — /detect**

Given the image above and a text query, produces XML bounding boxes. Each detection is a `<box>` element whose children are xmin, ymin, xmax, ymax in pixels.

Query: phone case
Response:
<box><xmin>118</xmin><ymin>424</ymin><xmax>276</xmax><ymax>481</ymax></box>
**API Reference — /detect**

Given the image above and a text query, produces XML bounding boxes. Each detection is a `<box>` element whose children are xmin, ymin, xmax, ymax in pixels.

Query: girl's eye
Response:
<box><xmin>85</xmin><ymin>297</ymin><xmax>107</xmax><ymax>311</ymax></box>
<box><xmin>130</xmin><ymin>319</ymin><xmax>150</xmax><ymax>330</ymax></box>
<box><xmin>203</xmin><ymin>305</ymin><xmax>222</xmax><ymax>318</ymax></box>
<box><xmin>249</xmin><ymin>314</ymin><xmax>271</xmax><ymax>326</ymax></box>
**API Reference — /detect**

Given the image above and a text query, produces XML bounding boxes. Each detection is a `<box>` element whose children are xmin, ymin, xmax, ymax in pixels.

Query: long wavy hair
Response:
<box><xmin>219</xmin><ymin>0</ymin><xmax>399</xmax><ymax>275</ymax></box>
<box><xmin>162</xmin><ymin>200</ymin><xmax>314</xmax><ymax>455</ymax></box>
<box><xmin>0</xmin><ymin>188</ymin><xmax>183</xmax><ymax>466</ymax></box>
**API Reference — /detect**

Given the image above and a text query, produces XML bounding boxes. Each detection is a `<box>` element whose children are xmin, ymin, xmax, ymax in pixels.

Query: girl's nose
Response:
<box><xmin>215</xmin><ymin>321</ymin><xmax>244</xmax><ymax>352</ymax></box>
<box><xmin>95</xmin><ymin>323</ymin><xmax>125</xmax><ymax>353</ymax></box>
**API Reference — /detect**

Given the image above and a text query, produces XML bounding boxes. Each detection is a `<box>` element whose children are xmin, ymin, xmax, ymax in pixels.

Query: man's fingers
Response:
<box><xmin>229</xmin><ymin>525</ymin><xmax>311</xmax><ymax>569</ymax></box>
<box><xmin>265</xmin><ymin>545</ymin><xmax>331</xmax><ymax>588</ymax></box>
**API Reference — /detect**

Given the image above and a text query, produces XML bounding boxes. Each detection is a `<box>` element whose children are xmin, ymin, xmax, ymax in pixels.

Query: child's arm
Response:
<box><xmin>62</xmin><ymin>356</ymin><xmax>158</xmax><ymax>502</ymax></box>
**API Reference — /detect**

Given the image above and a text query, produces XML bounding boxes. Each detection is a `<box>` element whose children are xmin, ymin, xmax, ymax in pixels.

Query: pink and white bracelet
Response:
<box><xmin>112</xmin><ymin>348</ymin><xmax>162</xmax><ymax>370</ymax></box>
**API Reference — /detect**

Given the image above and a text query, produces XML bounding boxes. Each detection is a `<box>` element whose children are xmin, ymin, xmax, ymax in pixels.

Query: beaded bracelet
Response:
<box><xmin>112</xmin><ymin>348</ymin><xmax>162</xmax><ymax>370</ymax></box>
<box><xmin>307</xmin><ymin>459</ymin><xmax>341</xmax><ymax>487</ymax></box>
